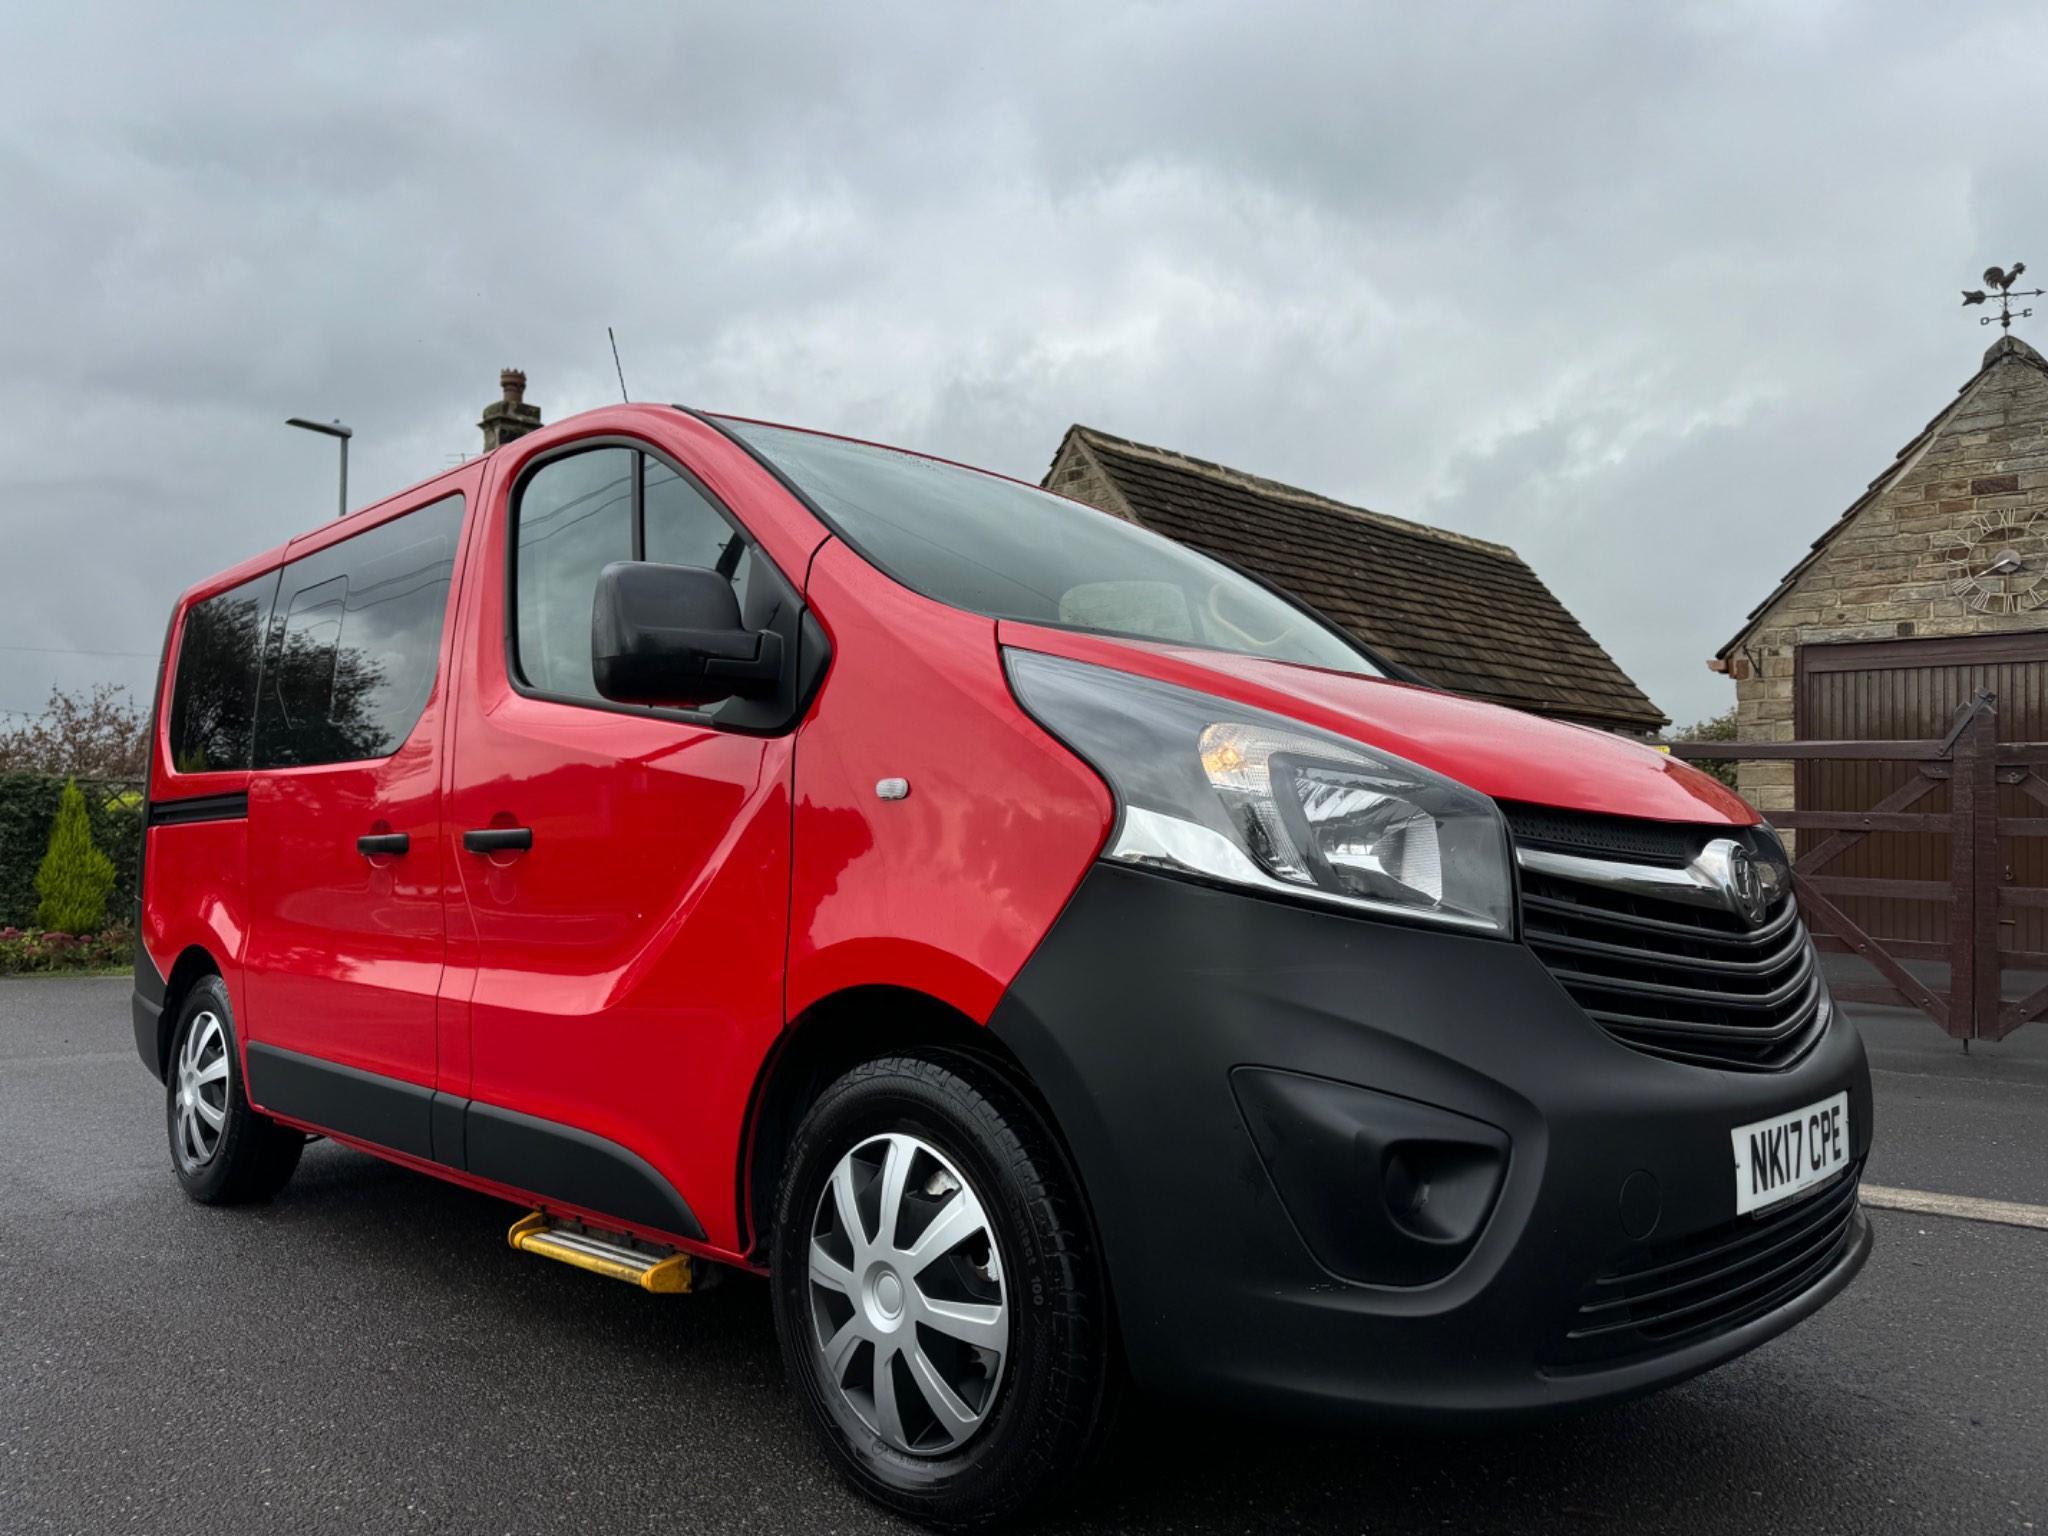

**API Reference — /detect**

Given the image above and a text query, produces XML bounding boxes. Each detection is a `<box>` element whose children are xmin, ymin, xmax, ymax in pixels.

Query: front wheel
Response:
<box><xmin>770</xmin><ymin>1052</ymin><xmax>1116</xmax><ymax>1530</ymax></box>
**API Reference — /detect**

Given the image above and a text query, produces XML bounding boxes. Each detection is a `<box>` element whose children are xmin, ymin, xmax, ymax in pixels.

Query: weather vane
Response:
<box><xmin>1962</xmin><ymin>262</ymin><xmax>2046</xmax><ymax>332</ymax></box>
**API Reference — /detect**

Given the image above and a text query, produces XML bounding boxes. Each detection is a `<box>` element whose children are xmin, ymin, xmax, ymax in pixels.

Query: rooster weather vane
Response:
<box><xmin>1963</xmin><ymin>262</ymin><xmax>2046</xmax><ymax>332</ymax></box>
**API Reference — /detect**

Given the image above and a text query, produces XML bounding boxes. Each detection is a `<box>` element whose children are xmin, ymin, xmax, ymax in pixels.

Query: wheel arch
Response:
<box><xmin>154</xmin><ymin>945</ymin><xmax>225</xmax><ymax>1077</ymax></box>
<box><xmin>738</xmin><ymin>984</ymin><xmax>1080</xmax><ymax>1261</ymax></box>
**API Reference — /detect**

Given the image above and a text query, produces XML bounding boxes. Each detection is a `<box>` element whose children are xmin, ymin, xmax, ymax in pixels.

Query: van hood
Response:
<box><xmin>997</xmin><ymin>622</ymin><xmax>1755</xmax><ymax>827</ymax></box>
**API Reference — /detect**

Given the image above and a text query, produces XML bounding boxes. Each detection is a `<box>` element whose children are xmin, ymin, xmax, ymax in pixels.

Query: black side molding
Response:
<box><xmin>242</xmin><ymin>1043</ymin><xmax>704</xmax><ymax>1243</ymax></box>
<box><xmin>466</xmin><ymin>1101</ymin><xmax>706</xmax><ymax>1241</ymax></box>
<box><xmin>148</xmin><ymin>792</ymin><xmax>250</xmax><ymax>826</ymax></box>
<box><xmin>430</xmin><ymin>1090</ymin><xmax>466</xmax><ymax>1168</ymax></box>
<box><xmin>246</xmin><ymin>1042</ymin><xmax>435</xmax><ymax>1160</ymax></box>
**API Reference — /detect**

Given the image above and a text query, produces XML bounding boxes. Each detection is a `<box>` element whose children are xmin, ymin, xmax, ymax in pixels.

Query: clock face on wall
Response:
<box><xmin>1941</xmin><ymin>506</ymin><xmax>2048</xmax><ymax>615</ymax></box>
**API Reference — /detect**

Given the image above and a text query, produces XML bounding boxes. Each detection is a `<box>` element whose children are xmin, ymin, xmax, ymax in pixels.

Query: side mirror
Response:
<box><xmin>591</xmin><ymin>561</ymin><xmax>784</xmax><ymax>708</ymax></box>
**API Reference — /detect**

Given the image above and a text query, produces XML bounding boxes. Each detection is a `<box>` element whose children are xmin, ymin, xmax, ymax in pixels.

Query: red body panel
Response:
<box><xmin>241</xmin><ymin>470</ymin><xmax>482</xmax><ymax>1088</ymax></box>
<box><xmin>143</xmin><ymin>546</ymin><xmax>294</xmax><ymax>1010</ymax></box>
<box><xmin>242</xmin><ymin>746</ymin><xmax>447</xmax><ymax>1084</ymax></box>
<box><xmin>141</xmin><ymin>814</ymin><xmax>256</xmax><ymax>1018</ymax></box>
<box><xmin>786</xmin><ymin>542</ymin><xmax>1115</xmax><ymax>1026</ymax></box>
<box><xmin>437</xmin><ymin>410</ymin><xmax>830</xmax><ymax>1257</ymax></box>
<box><xmin>996</xmin><ymin>621</ymin><xmax>1755</xmax><ymax>826</ymax></box>
<box><xmin>442</xmin><ymin>656</ymin><xmax>792</xmax><ymax>1256</ymax></box>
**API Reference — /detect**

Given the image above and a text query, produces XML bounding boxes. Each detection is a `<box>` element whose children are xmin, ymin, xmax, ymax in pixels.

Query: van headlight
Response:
<box><xmin>1006</xmin><ymin>650</ymin><xmax>1513</xmax><ymax>935</ymax></box>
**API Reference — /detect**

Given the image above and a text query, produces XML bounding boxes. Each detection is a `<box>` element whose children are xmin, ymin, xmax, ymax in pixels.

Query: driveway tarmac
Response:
<box><xmin>3</xmin><ymin>978</ymin><xmax>2042</xmax><ymax>1534</ymax></box>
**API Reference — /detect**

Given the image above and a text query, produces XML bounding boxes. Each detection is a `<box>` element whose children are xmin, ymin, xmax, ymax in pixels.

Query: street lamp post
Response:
<box><xmin>286</xmin><ymin>417</ymin><xmax>353</xmax><ymax>519</ymax></box>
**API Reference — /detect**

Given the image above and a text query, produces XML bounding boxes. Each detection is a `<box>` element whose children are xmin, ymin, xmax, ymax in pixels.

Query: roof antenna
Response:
<box><xmin>608</xmin><ymin>326</ymin><xmax>630</xmax><ymax>402</ymax></box>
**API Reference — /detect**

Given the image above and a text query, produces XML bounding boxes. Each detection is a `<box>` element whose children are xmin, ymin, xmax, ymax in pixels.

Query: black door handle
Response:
<box><xmin>463</xmin><ymin>826</ymin><xmax>533</xmax><ymax>854</ymax></box>
<box><xmin>356</xmin><ymin>833</ymin><xmax>410</xmax><ymax>857</ymax></box>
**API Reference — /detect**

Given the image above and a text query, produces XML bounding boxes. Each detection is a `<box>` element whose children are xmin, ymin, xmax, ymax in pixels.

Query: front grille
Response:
<box><xmin>1551</xmin><ymin>1164</ymin><xmax>1863</xmax><ymax>1367</ymax></box>
<box><xmin>1500</xmin><ymin>803</ymin><xmax>1698</xmax><ymax>866</ymax></box>
<box><xmin>1509</xmin><ymin>815</ymin><xmax>1826</xmax><ymax>1073</ymax></box>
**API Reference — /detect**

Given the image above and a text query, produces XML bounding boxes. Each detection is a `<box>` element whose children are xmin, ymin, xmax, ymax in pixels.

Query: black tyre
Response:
<box><xmin>770</xmin><ymin>1051</ymin><xmax>1116</xmax><ymax>1530</ymax></box>
<box><xmin>165</xmin><ymin>975</ymin><xmax>303</xmax><ymax>1205</ymax></box>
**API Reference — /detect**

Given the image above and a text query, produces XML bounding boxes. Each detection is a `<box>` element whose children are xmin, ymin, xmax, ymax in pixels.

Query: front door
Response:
<box><xmin>241</xmin><ymin>488</ymin><xmax>474</xmax><ymax>1157</ymax></box>
<box><xmin>443</xmin><ymin>438</ymin><xmax>799</xmax><ymax>1249</ymax></box>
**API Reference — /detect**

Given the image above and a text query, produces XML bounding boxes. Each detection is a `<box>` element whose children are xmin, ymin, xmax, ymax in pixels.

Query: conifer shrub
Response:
<box><xmin>33</xmin><ymin>779</ymin><xmax>116</xmax><ymax>935</ymax></box>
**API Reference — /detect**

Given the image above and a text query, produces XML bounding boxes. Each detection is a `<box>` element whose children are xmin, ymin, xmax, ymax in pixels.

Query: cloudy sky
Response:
<box><xmin>4</xmin><ymin>0</ymin><xmax>2046</xmax><ymax>731</ymax></box>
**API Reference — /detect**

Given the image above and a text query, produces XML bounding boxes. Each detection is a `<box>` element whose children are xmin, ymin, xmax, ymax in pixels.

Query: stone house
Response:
<box><xmin>1713</xmin><ymin>335</ymin><xmax>2048</xmax><ymax>826</ymax></box>
<box><xmin>1044</xmin><ymin>425</ymin><xmax>1666</xmax><ymax>733</ymax></box>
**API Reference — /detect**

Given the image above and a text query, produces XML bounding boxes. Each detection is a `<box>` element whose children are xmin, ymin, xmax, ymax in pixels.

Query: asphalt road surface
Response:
<box><xmin>4</xmin><ymin>977</ymin><xmax>2044</xmax><ymax>1535</ymax></box>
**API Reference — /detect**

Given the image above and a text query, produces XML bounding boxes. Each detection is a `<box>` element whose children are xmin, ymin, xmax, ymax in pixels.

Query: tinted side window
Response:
<box><xmin>253</xmin><ymin>494</ymin><xmax>465</xmax><ymax>768</ymax></box>
<box><xmin>513</xmin><ymin>448</ymin><xmax>635</xmax><ymax>701</ymax></box>
<box><xmin>168</xmin><ymin>572</ymin><xmax>277</xmax><ymax>773</ymax></box>
<box><xmin>513</xmin><ymin>447</ymin><xmax>757</xmax><ymax>703</ymax></box>
<box><xmin>265</xmin><ymin>575</ymin><xmax>347</xmax><ymax>756</ymax></box>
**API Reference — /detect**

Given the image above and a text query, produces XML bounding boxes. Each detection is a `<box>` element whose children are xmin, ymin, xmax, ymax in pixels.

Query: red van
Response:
<box><xmin>134</xmin><ymin>405</ymin><xmax>1871</xmax><ymax>1526</ymax></box>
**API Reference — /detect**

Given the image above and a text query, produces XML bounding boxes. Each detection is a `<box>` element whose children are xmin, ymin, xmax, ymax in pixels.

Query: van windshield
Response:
<box><xmin>717</xmin><ymin>418</ymin><xmax>1379</xmax><ymax>677</ymax></box>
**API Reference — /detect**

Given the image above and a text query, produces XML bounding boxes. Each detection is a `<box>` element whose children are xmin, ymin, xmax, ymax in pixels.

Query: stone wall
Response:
<box><xmin>1043</xmin><ymin>434</ymin><xmax>1136</xmax><ymax>521</ymax></box>
<box><xmin>1728</xmin><ymin>339</ymin><xmax>2048</xmax><ymax>823</ymax></box>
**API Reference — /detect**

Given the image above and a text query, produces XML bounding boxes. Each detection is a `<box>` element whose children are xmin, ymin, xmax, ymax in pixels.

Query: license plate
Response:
<box><xmin>1731</xmin><ymin>1092</ymin><xmax>1850</xmax><ymax>1215</ymax></box>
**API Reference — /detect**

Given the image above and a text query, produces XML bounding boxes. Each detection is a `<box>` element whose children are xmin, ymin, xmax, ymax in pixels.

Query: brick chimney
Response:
<box><xmin>479</xmin><ymin>368</ymin><xmax>543</xmax><ymax>452</ymax></box>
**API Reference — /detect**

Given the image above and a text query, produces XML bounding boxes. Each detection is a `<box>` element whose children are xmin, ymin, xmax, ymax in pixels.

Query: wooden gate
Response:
<box><xmin>1676</xmin><ymin>691</ymin><xmax>2048</xmax><ymax>1042</ymax></box>
<box><xmin>1798</xmin><ymin>633</ymin><xmax>2048</xmax><ymax>956</ymax></box>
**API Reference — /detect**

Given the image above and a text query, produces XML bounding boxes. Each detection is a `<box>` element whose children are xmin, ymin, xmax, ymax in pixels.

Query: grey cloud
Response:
<box><xmin>2</xmin><ymin>1</ymin><xmax>2045</xmax><ymax>728</ymax></box>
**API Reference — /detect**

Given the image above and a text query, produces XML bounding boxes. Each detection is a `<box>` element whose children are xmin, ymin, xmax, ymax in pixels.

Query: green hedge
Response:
<box><xmin>0</xmin><ymin>774</ymin><xmax>143</xmax><ymax>930</ymax></box>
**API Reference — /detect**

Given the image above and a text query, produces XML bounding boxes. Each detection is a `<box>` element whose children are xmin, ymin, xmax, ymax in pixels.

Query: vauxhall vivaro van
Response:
<box><xmin>134</xmin><ymin>404</ymin><xmax>1872</xmax><ymax>1527</ymax></box>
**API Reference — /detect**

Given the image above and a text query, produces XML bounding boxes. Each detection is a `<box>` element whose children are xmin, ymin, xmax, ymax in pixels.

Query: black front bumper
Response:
<box><xmin>989</xmin><ymin>863</ymin><xmax>1873</xmax><ymax>1418</ymax></box>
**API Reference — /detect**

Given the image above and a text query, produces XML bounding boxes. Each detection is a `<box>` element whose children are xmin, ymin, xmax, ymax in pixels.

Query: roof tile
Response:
<box><xmin>1047</xmin><ymin>428</ymin><xmax>1666</xmax><ymax>730</ymax></box>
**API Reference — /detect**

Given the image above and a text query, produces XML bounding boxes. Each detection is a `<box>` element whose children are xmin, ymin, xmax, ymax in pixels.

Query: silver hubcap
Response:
<box><xmin>808</xmin><ymin>1132</ymin><xmax>1009</xmax><ymax>1456</ymax></box>
<box><xmin>173</xmin><ymin>1011</ymin><xmax>230</xmax><ymax>1171</ymax></box>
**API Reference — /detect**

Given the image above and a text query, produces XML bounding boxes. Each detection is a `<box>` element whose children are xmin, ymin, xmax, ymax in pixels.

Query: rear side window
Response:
<box><xmin>252</xmin><ymin>494</ymin><xmax>465</xmax><ymax>768</ymax></box>
<box><xmin>513</xmin><ymin>446</ymin><xmax>754</xmax><ymax>704</ymax></box>
<box><xmin>167</xmin><ymin>572</ymin><xmax>278</xmax><ymax>773</ymax></box>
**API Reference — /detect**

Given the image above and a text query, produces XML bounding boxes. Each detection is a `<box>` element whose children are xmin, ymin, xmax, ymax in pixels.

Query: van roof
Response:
<box><xmin>176</xmin><ymin>458</ymin><xmax>478</xmax><ymax>612</ymax></box>
<box><xmin>175</xmin><ymin>402</ymin><xmax>1034</xmax><ymax>615</ymax></box>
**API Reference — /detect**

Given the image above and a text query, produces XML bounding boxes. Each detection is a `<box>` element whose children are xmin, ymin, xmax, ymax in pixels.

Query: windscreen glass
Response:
<box><xmin>719</xmin><ymin>419</ymin><xmax>1378</xmax><ymax>676</ymax></box>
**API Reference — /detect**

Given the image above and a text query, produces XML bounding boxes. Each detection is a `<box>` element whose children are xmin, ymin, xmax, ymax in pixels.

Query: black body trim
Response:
<box><xmin>464</xmin><ymin>1101</ymin><xmax>706</xmax><ymax>1241</ymax></box>
<box><xmin>241</xmin><ymin>1042</ymin><xmax>704</xmax><ymax>1243</ymax></box>
<box><xmin>246</xmin><ymin>1042</ymin><xmax>435</xmax><ymax>1160</ymax></box>
<box><xmin>130</xmin><ymin>955</ymin><xmax>167</xmax><ymax>1081</ymax></box>
<box><xmin>147</xmin><ymin>792</ymin><xmax>249</xmax><ymax>826</ymax></box>
<box><xmin>430</xmin><ymin>1092</ymin><xmax>466</xmax><ymax>1168</ymax></box>
<box><xmin>989</xmin><ymin>861</ymin><xmax>1872</xmax><ymax>1418</ymax></box>
<box><xmin>1231</xmin><ymin>1067</ymin><xmax>1511</xmax><ymax>1288</ymax></box>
